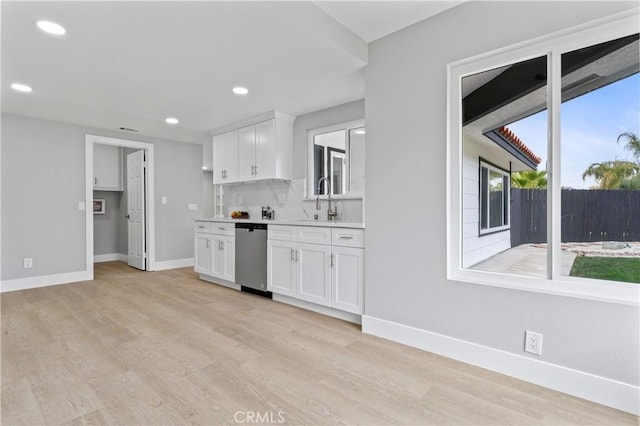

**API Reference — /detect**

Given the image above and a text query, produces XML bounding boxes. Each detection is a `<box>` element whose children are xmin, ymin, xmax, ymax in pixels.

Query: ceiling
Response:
<box><xmin>1</xmin><ymin>1</ymin><xmax>462</xmax><ymax>144</ymax></box>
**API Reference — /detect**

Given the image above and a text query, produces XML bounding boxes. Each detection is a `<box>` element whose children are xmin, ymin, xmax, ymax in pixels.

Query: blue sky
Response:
<box><xmin>507</xmin><ymin>73</ymin><xmax>640</xmax><ymax>189</ymax></box>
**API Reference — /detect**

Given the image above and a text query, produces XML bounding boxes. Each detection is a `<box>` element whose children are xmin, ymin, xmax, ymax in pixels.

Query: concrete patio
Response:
<box><xmin>470</xmin><ymin>242</ymin><xmax>640</xmax><ymax>278</ymax></box>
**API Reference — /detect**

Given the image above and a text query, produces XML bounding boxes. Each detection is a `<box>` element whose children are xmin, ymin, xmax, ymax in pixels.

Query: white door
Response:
<box><xmin>127</xmin><ymin>150</ymin><xmax>146</xmax><ymax>270</ymax></box>
<box><xmin>297</xmin><ymin>242</ymin><xmax>332</xmax><ymax>307</ymax></box>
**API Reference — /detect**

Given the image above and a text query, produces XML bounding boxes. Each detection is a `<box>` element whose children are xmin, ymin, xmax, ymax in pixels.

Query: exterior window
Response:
<box><xmin>480</xmin><ymin>162</ymin><xmax>510</xmax><ymax>234</ymax></box>
<box><xmin>448</xmin><ymin>10</ymin><xmax>640</xmax><ymax>304</ymax></box>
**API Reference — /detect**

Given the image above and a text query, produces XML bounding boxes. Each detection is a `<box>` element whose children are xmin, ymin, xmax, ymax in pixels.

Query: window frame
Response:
<box><xmin>306</xmin><ymin>119</ymin><xmax>365</xmax><ymax>199</ymax></box>
<box><xmin>447</xmin><ymin>9</ymin><xmax>640</xmax><ymax>306</ymax></box>
<box><xmin>479</xmin><ymin>159</ymin><xmax>510</xmax><ymax>236</ymax></box>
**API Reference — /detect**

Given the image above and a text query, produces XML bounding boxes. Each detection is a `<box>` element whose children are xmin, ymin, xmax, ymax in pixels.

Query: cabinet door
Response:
<box><xmin>194</xmin><ymin>233</ymin><xmax>212</xmax><ymax>275</ymax></box>
<box><xmin>331</xmin><ymin>246</ymin><xmax>364</xmax><ymax>314</ymax></box>
<box><xmin>238</xmin><ymin>125</ymin><xmax>256</xmax><ymax>181</ymax></box>
<box><xmin>210</xmin><ymin>235</ymin><xmax>225</xmax><ymax>278</ymax></box>
<box><xmin>255</xmin><ymin>120</ymin><xmax>275</xmax><ymax>180</ymax></box>
<box><xmin>224</xmin><ymin>130</ymin><xmax>239</xmax><ymax>182</ymax></box>
<box><xmin>297</xmin><ymin>242</ymin><xmax>331</xmax><ymax>307</ymax></box>
<box><xmin>212</xmin><ymin>134</ymin><xmax>226</xmax><ymax>184</ymax></box>
<box><xmin>221</xmin><ymin>236</ymin><xmax>235</xmax><ymax>282</ymax></box>
<box><xmin>268</xmin><ymin>240</ymin><xmax>297</xmax><ymax>297</ymax></box>
<box><xmin>94</xmin><ymin>144</ymin><xmax>122</xmax><ymax>190</ymax></box>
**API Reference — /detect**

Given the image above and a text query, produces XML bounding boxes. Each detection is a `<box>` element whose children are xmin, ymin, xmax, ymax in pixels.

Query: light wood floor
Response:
<box><xmin>2</xmin><ymin>262</ymin><xmax>637</xmax><ymax>425</ymax></box>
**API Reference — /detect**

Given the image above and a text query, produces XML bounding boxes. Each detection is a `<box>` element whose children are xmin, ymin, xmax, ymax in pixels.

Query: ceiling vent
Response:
<box><xmin>119</xmin><ymin>126</ymin><xmax>140</xmax><ymax>132</ymax></box>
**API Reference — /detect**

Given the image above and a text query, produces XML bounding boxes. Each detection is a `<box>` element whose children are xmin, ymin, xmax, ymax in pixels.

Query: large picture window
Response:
<box><xmin>448</xmin><ymin>10</ymin><xmax>639</xmax><ymax>304</ymax></box>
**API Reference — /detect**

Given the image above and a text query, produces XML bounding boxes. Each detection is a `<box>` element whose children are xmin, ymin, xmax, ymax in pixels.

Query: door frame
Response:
<box><xmin>85</xmin><ymin>134</ymin><xmax>156</xmax><ymax>278</ymax></box>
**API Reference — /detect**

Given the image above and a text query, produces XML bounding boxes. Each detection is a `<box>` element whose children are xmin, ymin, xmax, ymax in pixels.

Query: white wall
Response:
<box><xmin>1</xmin><ymin>113</ymin><xmax>203</xmax><ymax>281</ymax></box>
<box><xmin>365</xmin><ymin>0</ymin><xmax>638</xmax><ymax>396</ymax></box>
<box><xmin>462</xmin><ymin>133</ymin><xmax>511</xmax><ymax>267</ymax></box>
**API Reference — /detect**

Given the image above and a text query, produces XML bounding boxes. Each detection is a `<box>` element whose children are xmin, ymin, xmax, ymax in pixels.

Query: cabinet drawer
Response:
<box><xmin>268</xmin><ymin>225</ymin><xmax>297</xmax><ymax>242</ymax></box>
<box><xmin>211</xmin><ymin>222</ymin><xmax>235</xmax><ymax>236</ymax></box>
<box><xmin>297</xmin><ymin>226</ymin><xmax>331</xmax><ymax>245</ymax></box>
<box><xmin>332</xmin><ymin>228</ymin><xmax>364</xmax><ymax>248</ymax></box>
<box><xmin>194</xmin><ymin>222</ymin><xmax>212</xmax><ymax>233</ymax></box>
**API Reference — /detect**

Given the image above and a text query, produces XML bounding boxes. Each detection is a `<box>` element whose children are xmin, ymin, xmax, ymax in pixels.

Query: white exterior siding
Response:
<box><xmin>462</xmin><ymin>132</ymin><xmax>511</xmax><ymax>268</ymax></box>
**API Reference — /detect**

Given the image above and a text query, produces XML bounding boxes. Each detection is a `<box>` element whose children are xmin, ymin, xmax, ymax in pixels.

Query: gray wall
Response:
<box><xmin>292</xmin><ymin>99</ymin><xmax>364</xmax><ymax>179</ymax></box>
<box><xmin>365</xmin><ymin>1</ymin><xmax>639</xmax><ymax>385</ymax></box>
<box><xmin>1</xmin><ymin>113</ymin><xmax>203</xmax><ymax>280</ymax></box>
<box><xmin>93</xmin><ymin>191</ymin><xmax>125</xmax><ymax>256</ymax></box>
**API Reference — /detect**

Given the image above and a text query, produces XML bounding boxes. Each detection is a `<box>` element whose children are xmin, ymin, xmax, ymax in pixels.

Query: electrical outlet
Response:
<box><xmin>237</xmin><ymin>195</ymin><xmax>242</xmax><ymax>205</ymax></box>
<box><xmin>524</xmin><ymin>331</ymin><xmax>543</xmax><ymax>355</ymax></box>
<box><xmin>23</xmin><ymin>258</ymin><xmax>33</xmax><ymax>268</ymax></box>
<box><xmin>278</xmin><ymin>194</ymin><xmax>286</xmax><ymax>204</ymax></box>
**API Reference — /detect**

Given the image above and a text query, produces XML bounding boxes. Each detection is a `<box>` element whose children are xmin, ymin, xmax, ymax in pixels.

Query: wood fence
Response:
<box><xmin>510</xmin><ymin>188</ymin><xmax>640</xmax><ymax>246</ymax></box>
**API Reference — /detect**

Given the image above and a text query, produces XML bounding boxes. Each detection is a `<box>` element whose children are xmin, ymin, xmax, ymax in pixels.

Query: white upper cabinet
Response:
<box><xmin>211</xmin><ymin>111</ymin><xmax>293</xmax><ymax>184</ymax></box>
<box><xmin>212</xmin><ymin>130</ymin><xmax>238</xmax><ymax>184</ymax></box>
<box><xmin>93</xmin><ymin>143</ymin><xmax>123</xmax><ymax>191</ymax></box>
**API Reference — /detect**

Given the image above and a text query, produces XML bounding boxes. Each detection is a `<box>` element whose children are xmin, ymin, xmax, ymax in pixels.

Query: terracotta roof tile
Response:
<box><xmin>497</xmin><ymin>126</ymin><xmax>542</xmax><ymax>165</ymax></box>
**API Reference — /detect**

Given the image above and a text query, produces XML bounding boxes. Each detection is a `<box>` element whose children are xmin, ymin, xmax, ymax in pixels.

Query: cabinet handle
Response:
<box><xmin>254</xmin><ymin>165</ymin><xmax>258</xmax><ymax>175</ymax></box>
<box><xmin>331</xmin><ymin>254</ymin><xmax>335</xmax><ymax>267</ymax></box>
<box><xmin>94</xmin><ymin>177</ymin><xmax>98</xmax><ymax>185</ymax></box>
<box><xmin>295</xmin><ymin>250</ymin><xmax>299</xmax><ymax>262</ymax></box>
<box><xmin>290</xmin><ymin>248</ymin><xmax>295</xmax><ymax>261</ymax></box>
<box><xmin>198</xmin><ymin>225</ymin><xmax>205</xmax><ymax>229</ymax></box>
<box><xmin>206</xmin><ymin>239</ymin><xmax>210</xmax><ymax>248</ymax></box>
<box><xmin>217</xmin><ymin>227</ymin><xmax>226</xmax><ymax>231</ymax></box>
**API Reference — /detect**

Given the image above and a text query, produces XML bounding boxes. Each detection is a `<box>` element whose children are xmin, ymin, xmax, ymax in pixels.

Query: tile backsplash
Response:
<box><xmin>221</xmin><ymin>179</ymin><xmax>363</xmax><ymax>223</ymax></box>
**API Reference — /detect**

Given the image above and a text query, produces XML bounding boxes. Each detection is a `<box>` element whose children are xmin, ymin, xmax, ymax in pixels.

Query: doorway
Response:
<box><xmin>84</xmin><ymin>134</ymin><xmax>156</xmax><ymax>278</ymax></box>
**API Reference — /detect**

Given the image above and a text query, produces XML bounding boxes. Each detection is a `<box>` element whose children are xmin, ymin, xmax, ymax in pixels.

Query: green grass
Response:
<box><xmin>569</xmin><ymin>256</ymin><xmax>640</xmax><ymax>284</ymax></box>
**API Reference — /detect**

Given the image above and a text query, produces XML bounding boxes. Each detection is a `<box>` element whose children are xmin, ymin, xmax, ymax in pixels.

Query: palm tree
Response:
<box><xmin>511</xmin><ymin>170</ymin><xmax>547</xmax><ymax>188</ymax></box>
<box><xmin>617</xmin><ymin>132</ymin><xmax>640</xmax><ymax>163</ymax></box>
<box><xmin>582</xmin><ymin>160</ymin><xmax>640</xmax><ymax>189</ymax></box>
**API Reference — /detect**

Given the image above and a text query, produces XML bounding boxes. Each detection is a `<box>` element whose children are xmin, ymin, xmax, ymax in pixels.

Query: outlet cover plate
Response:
<box><xmin>525</xmin><ymin>330</ymin><xmax>543</xmax><ymax>355</ymax></box>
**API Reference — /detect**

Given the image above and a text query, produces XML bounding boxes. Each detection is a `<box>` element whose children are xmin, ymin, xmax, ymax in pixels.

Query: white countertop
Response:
<box><xmin>194</xmin><ymin>217</ymin><xmax>365</xmax><ymax>229</ymax></box>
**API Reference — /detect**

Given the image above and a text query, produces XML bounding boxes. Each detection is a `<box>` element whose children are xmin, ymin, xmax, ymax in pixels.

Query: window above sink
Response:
<box><xmin>307</xmin><ymin>119</ymin><xmax>365</xmax><ymax>199</ymax></box>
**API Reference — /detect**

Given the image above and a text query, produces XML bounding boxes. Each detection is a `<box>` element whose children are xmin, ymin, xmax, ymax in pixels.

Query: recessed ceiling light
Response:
<box><xmin>11</xmin><ymin>83</ymin><xmax>32</xmax><ymax>93</ymax></box>
<box><xmin>202</xmin><ymin>166</ymin><xmax>208</xmax><ymax>170</ymax></box>
<box><xmin>36</xmin><ymin>20</ymin><xmax>66</xmax><ymax>35</ymax></box>
<box><xmin>232</xmin><ymin>86</ymin><xmax>249</xmax><ymax>95</ymax></box>
<box><xmin>355</xmin><ymin>129</ymin><xmax>366</xmax><ymax>135</ymax></box>
<box><xmin>165</xmin><ymin>117</ymin><xmax>179</xmax><ymax>125</ymax></box>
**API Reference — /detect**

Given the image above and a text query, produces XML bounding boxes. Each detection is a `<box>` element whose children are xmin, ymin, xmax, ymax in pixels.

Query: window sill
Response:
<box><xmin>448</xmin><ymin>268</ymin><xmax>640</xmax><ymax>306</ymax></box>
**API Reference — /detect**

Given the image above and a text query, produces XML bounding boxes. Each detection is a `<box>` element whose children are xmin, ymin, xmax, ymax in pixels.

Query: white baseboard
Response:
<box><xmin>0</xmin><ymin>270</ymin><xmax>92</xmax><ymax>293</ymax></box>
<box><xmin>274</xmin><ymin>294</ymin><xmax>362</xmax><ymax>324</ymax></box>
<box><xmin>94</xmin><ymin>253</ymin><xmax>128</xmax><ymax>263</ymax></box>
<box><xmin>362</xmin><ymin>315</ymin><xmax>639</xmax><ymax>416</ymax></box>
<box><xmin>151</xmin><ymin>257</ymin><xmax>194</xmax><ymax>271</ymax></box>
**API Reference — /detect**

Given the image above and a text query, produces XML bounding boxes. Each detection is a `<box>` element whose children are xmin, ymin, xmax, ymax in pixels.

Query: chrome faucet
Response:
<box><xmin>316</xmin><ymin>176</ymin><xmax>337</xmax><ymax>221</ymax></box>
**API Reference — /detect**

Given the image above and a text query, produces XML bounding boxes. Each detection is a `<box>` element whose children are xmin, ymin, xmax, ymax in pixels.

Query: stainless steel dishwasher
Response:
<box><xmin>235</xmin><ymin>222</ymin><xmax>270</xmax><ymax>296</ymax></box>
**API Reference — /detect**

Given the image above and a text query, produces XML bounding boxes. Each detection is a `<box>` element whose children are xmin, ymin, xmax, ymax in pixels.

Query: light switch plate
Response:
<box><xmin>161</xmin><ymin>196</ymin><xmax>167</xmax><ymax>205</ymax></box>
<box><xmin>78</xmin><ymin>201</ymin><xmax>86</xmax><ymax>211</ymax></box>
<box><xmin>278</xmin><ymin>194</ymin><xmax>286</xmax><ymax>204</ymax></box>
<box><xmin>187</xmin><ymin>203</ymin><xmax>198</xmax><ymax>211</ymax></box>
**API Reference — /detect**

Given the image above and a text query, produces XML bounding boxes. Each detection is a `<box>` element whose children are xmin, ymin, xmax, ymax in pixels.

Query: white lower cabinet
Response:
<box><xmin>211</xmin><ymin>235</ymin><xmax>235</xmax><ymax>282</ymax></box>
<box><xmin>194</xmin><ymin>232</ymin><xmax>213</xmax><ymax>274</ymax></box>
<box><xmin>194</xmin><ymin>222</ymin><xmax>235</xmax><ymax>283</ymax></box>
<box><xmin>267</xmin><ymin>225</ymin><xmax>364</xmax><ymax>314</ymax></box>
<box><xmin>267</xmin><ymin>240</ymin><xmax>297</xmax><ymax>297</ymax></box>
<box><xmin>296</xmin><ymin>242</ymin><xmax>332</xmax><ymax>306</ymax></box>
<box><xmin>331</xmin><ymin>245</ymin><xmax>364</xmax><ymax>314</ymax></box>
